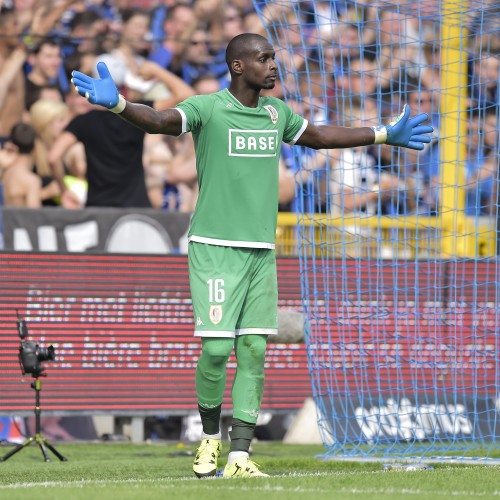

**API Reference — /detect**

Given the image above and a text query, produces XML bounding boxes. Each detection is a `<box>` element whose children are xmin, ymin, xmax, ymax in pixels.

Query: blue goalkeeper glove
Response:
<box><xmin>372</xmin><ymin>104</ymin><xmax>434</xmax><ymax>150</ymax></box>
<box><xmin>71</xmin><ymin>62</ymin><xmax>124</xmax><ymax>111</ymax></box>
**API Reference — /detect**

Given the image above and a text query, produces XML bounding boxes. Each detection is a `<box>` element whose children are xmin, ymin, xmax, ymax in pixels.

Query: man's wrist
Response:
<box><xmin>110</xmin><ymin>94</ymin><xmax>127</xmax><ymax>114</ymax></box>
<box><xmin>371</xmin><ymin>125</ymin><xmax>387</xmax><ymax>145</ymax></box>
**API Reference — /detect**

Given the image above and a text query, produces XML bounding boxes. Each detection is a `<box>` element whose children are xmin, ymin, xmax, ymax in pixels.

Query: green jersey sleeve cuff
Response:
<box><xmin>288</xmin><ymin>119</ymin><xmax>309</xmax><ymax>145</ymax></box>
<box><xmin>176</xmin><ymin>107</ymin><xmax>188</xmax><ymax>135</ymax></box>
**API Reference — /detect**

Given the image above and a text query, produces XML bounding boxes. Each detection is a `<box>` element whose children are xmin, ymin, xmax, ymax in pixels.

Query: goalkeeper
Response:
<box><xmin>71</xmin><ymin>33</ymin><xmax>433</xmax><ymax>478</ymax></box>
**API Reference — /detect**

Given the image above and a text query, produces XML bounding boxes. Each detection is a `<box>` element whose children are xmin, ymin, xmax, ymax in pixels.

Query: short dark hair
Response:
<box><xmin>9</xmin><ymin>123</ymin><xmax>36</xmax><ymax>154</ymax></box>
<box><xmin>225</xmin><ymin>33</ymin><xmax>271</xmax><ymax>69</ymax></box>
<box><xmin>165</xmin><ymin>3</ymin><xmax>193</xmax><ymax>22</ymax></box>
<box><xmin>30</xmin><ymin>38</ymin><xmax>61</xmax><ymax>56</ymax></box>
<box><xmin>120</xmin><ymin>8</ymin><xmax>148</xmax><ymax>25</ymax></box>
<box><xmin>69</xmin><ymin>11</ymin><xmax>102</xmax><ymax>31</ymax></box>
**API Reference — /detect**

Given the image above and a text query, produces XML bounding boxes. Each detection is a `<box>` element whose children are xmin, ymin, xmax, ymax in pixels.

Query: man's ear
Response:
<box><xmin>231</xmin><ymin>59</ymin><xmax>243</xmax><ymax>76</ymax></box>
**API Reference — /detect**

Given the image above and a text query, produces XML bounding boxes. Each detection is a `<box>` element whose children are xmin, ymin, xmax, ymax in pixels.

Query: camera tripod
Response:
<box><xmin>1</xmin><ymin>377</ymin><xmax>67</xmax><ymax>462</ymax></box>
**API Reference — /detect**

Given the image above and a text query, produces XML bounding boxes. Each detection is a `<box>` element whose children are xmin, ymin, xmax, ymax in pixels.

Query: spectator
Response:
<box><xmin>229</xmin><ymin>0</ymin><xmax>261</xmax><ymax>32</ymax></box>
<box><xmin>1</xmin><ymin>0</ymin><xmax>86</xmax><ymax>137</ymax></box>
<box><xmin>179</xmin><ymin>27</ymin><xmax>215</xmax><ymax>86</ymax></box>
<box><xmin>191</xmin><ymin>74</ymin><xmax>223</xmax><ymax>96</ymax></box>
<box><xmin>483</xmin><ymin>106</ymin><xmax>499</xmax><ymax>213</ymax></box>
<box><xmin>24</xmin><ymin>39</ymin><xmax>65</xmax><ymax>111</ymax></box>
<box><xmin>262</xmin><ymin>2</ymin><xmax>314</xmax><ymax>78</ymax></box>
<box><xmin>465</xmin><ymin>109</ymin><xmax>497</xmax><ymax>216</ymax></box>
<box><xmin>143</xmin><ymin>132</ymin><xmax>198</xmax><ymax>211</ymax></box>
<box><xmin>0</xmin><ymin>6</ymin><xmax>26</xmax><ymax>138</ymax></box>
<box><xmin>422</xmin><ymin>40</ymin><xmax>441</xmax><ymax>92</ymax></box>
<box><xmin>483</xmin><ymin>106</ymin><xmax>499</xmax><ymax>156</ymax></box>
<box><xmin>405</xmin><ymin>83</ymin><xmax>440</xmax><ymax>214</ymax></box>
<box><xmin>321</xmin><ymin>22</ymin><xmax>361</xmax><ymax>75</ymax></box>
<box><xmin>21</xmin><ymin>0</ymin><xmax>81</xmax><ymax>42</ymax></box>
<box><xmin>281</xmin><ymin>96</ymin><xmax>329</xmax><ymax>213</ymax></box>
<box><xmin>376</xmin><ymin>10</ymin><xmax>434</xmax><ymax>100</ymax></box>
<box><xmin>148</xmin><ymin>3</ymin><xmax>197</xmax><ymax>75</ymax></box>
<box><xmin>384</xmin><ymin>147</ymin><xmax>434</xmax><ymax>216</ymax></box>
<box><xmin>63</xmin><ymin>52</ymin><xmax>96</xmax><ymax>119</ymax></box>
<box><xmin>209</xmin><ymin>1</ymin><xmax>246</xmax><ymax>88</ymax></box>
<box><xmin>63</xmin><ymin>10</ymin><xmax>109</xmax><ymax>59</ymax></box>
<box><xmin>101</xmin><ymin>9</ymin><xmax>152</xmax><ymax>95</ymax></box>
<box><xmin>150</xmin><ymin>0</ymin><xmax>226</xmax><ymax>81</ymax></box>
<box><xmin>149</xmin><ymin>0</ymin><xmax>191</xmax><ymax>52</ymax></box>
<box><xmin>469</xmin><ymin>53</ymin><xmax>499</xmax><ymax>109</ymax></box>
<box><xmin>25</xmin><ymin>82</ymin><xmax>66</xmax><ymax>115</ymax></box>
<box><xmin>1</xmin><ymin>122</ymin><xmax>41</xmax><ymax>208</ymax></box>
<box><xmin>335</xmin><ymin>57</ymin><xmax>383</xmax><ymax>123</ymax></box>
<box><xmin>30</xmin><ymin>99</ymin><xmax>71</xmax><ymax>206</ymax></box>
<box><xmin>142</xmin><ymin>133</ymin><xmax>173</xmax><ymax>209</ymax></box>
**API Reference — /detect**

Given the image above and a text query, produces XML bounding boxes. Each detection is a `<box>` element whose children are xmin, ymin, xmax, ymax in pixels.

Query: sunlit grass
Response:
<box><xmin>0</xmin><ymin>442</ymin><xmax>498</xmax><ymax>500</ymax></box>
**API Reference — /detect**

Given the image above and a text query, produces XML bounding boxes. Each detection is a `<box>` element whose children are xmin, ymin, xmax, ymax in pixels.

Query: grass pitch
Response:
<box><xmin>0</xmin><ymin>441</ymin><xmax>498</xmax><ymax>500</ymax></box>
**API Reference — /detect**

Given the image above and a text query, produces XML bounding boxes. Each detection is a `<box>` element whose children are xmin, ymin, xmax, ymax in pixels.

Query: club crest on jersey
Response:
<box><xmin>209</xmin><ymin>305</ymin><xmax>223</xmax><ymax>325</ymax></box>
<box><xmin>263</xmin><ymin>105</ymin><xmax>278</xmax><ymax>124</ymax></box>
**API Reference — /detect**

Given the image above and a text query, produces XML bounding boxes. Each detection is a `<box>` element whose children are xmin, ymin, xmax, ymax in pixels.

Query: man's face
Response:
<box><xmin>0</xmin><ymin>12</ymin><xmax>20</xmax><ymax>49</ymax></box>
<box><xmin>32</xmin><ymin>44</ymin><xmax>62</xmax><ymax>80</ymax></box>
<box><xmin>223</xmin><ymin>6</ymin><xmax>244</xmax><ymax>41</ymax></box>
<box><xmin>240</xmin><ymin>43</ymin><xmax>278</xmax><ymax>91</ymax></box>
<box><xmin>484</xmin><ymin>114</ymin><xmax>498</xmax><ymax>150</ymax></box>
<box><xmin>407</xmin><ymin>91</ymin><xmax>434</xmax><ymax>115</ymax></box>
<box><xmin>186</xmin><ymin>30</ymin><xmax>210</xmax><ymax>64</ymax></box>
<box><xmin>164</xmin><ymin>5</ymin><xmax>195</xmax><ymax>39</ymax></box>
<box><xmin>347</xmin><ymin>59</ymin><xmax>378</xmax><ymax>95</ymax></box>
<box><xmin>121</xmin><ymin>13</ymin><xmax>150</xmax><ymax>53</ymax></box>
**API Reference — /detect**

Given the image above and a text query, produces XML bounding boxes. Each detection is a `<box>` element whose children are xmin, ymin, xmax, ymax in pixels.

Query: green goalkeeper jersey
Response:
<box><xmin>176</xmin><ymin>89</ymin><xmax>307</xmax><ymax>249</ymax></box>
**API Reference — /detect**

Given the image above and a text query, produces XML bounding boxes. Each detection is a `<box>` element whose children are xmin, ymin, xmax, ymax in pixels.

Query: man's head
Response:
<box><xmin>0</xmin><ymin>6</ymin><xmax>20</xmax><ymax>50</ymax></box>
<box><xmin>68</xmin><ymin>11</ymin><xmax>107</xmax><ymax>54</ymax></box>
<box><xmin>9</xmin><ymin>122</ymin><xmax>36</xmax><ymax>154</ymax></box>
<box><xmin>225</xmin><ymin>34</ymin><xmax>277</xmax><ymax>90</ymax></box>
<box><xmin>28</xmin><ymin>39</ymin><xmax>62</xmax><ymax>82</ymax></box>
<box><xmin>164</xmin><ymin>4</ymin><xmax>195</xmax><ymax>41</ymax></box>
<box><xmin>222</xmin><ymin>4</ymin><xmax>244</xmax><ymax>42</ymax></box>
<box><xmin>185</xmin><ymin>28</ymin><xmax>211</xmax><ymax>65</ymax></box>
<box><xmin>338</xmin><ymin>57</ymin><xmax>378</xmax><ymax>96</ymax></box>
<box><xmin>119</xmin><ymin>9</ymin><xmax>151</xmax><ymax>55</ymax></box>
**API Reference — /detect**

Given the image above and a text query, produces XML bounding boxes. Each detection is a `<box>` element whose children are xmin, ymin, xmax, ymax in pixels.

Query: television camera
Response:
<box><xmin>17</xmin><ymin>311</ymin><xmax>55</xmax><ymax>377</ymax></box>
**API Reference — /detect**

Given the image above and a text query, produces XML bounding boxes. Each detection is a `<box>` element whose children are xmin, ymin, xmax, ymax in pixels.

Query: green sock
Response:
<box><xmin>231</xmin><ymin>334</ymin><xmax>267</xmax><ymax>423</ymax></box>
<box><xmin>198</xmin><ymin>404</ymin><xmax>222</xmax><ymax>436</ymax></box>
<box><xmin>229</xmin><ymin>418</ymin><xmax>255</xmax><ymax>452</ymax></box>
<box><xmin>196</xmin><ymin>338</ymin><xmax>234</xmax><ymax>436</ymax></box>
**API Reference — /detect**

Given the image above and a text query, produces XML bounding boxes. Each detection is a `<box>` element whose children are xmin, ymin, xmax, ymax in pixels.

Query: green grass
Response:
<box><xmin>0</xmin><ymin>441</ymin><xmax>499</xmax><ymax>500</ymax></box>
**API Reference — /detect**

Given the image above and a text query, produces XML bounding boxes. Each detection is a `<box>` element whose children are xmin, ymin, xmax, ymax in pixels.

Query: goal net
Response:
<box><xmin>255</xmin><ymin>0</ymin><xmax>499</xmax><ymax>460</ymax></box>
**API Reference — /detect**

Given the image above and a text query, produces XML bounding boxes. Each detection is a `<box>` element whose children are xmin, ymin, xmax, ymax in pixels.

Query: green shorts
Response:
<box><xmin>188</xmin><ymin>242</ymin><xmax>278</xmax><ymax>338</ymax></box>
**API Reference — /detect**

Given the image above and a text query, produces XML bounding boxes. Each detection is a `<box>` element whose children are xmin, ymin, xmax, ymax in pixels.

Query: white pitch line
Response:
<box><xmin>0</xmin><ymin>473</ymin><xmax>499</xmax><ymax>497</ymax></box>
<box><xmin>1</xmin><ymin>480</ymin><xmax>499</xmax><ymax>497</ymax></box>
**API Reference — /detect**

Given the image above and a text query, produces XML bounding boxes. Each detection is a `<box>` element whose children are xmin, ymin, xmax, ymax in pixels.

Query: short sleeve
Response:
<box><xmin>281</xmin><ymin>102</ymin><xmax>308</xmax><ymax>145</ymax></box>
<box><xmin>176</xmin><ymin>94</ymin><xmax>216</xmax><ymax>134</ymax></box>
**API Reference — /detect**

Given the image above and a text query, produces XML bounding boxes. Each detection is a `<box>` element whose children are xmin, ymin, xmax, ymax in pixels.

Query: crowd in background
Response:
<box><xmin>0</xmin><ymin>0</ymin><xmax>498</xmax><ymax>218</ymax></box>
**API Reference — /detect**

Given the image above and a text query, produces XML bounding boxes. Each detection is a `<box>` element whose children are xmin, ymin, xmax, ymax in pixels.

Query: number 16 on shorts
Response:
<box><xmin>207</xmin><ymin>279</ymin><xmax>224</xmax><ymax>325</ymax></box>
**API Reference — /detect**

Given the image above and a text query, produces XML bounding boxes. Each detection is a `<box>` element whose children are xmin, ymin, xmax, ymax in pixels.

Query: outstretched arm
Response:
<box><xmin>296</xmin><ymin>105</ymin><xmax>434</xmax><ymax>151</ymax></box>
<box><xmin>71</xmin><ymin>62</ymin><xmax>183</xmax><ymax>136</ymax></box>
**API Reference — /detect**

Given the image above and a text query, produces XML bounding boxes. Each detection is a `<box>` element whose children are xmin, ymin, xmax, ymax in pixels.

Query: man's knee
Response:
<box><xmin>236</xmin><ymin>335</ymin><xmax>267</xmax><ymax>365</ymax></box>
<box><xmin>200</xmin><ymin>338</ymin><xmax>233</xmax><ymax>367</ymax></box>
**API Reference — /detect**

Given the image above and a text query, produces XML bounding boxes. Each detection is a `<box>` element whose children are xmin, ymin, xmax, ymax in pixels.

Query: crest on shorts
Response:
<box><xmin>209</xmin><ymin>305</ymin><xmax>223</xmax><ymax>325</ymax></box>
<box><xmin>263</xmin><ymin>105</ymin><xmax>278</xmax><ymax>124</ymax></box>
